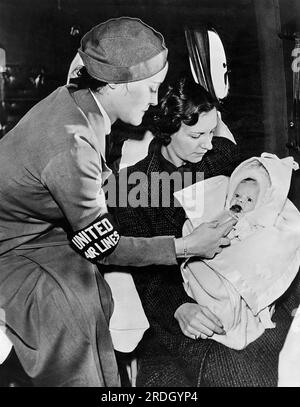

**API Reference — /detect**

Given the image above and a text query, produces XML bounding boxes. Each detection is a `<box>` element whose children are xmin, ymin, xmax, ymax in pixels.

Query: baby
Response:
<box><xmin>216</xmin><ymin>177</ymin><xmax>264</xmax><ymax>241</ymax></box>
<box><xmin>216</xmin><ymin>177</ymin><xmax>259</xmax><ymax>221</ymax></box>
<box><xmin>229</xmin><ymin>177</ymin><xmax>259</xmax><ymax>216</ymax></box>
<box><xmin>179</xmin><ymin>154</ymin><xmax>300</xmax><ymax>350</ymax></box>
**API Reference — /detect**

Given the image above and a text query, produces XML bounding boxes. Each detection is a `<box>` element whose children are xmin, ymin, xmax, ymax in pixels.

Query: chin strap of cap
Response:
<box><xmin>70</xmin><ymin>213</ymin><xmax>120</xmax><ymax>262</ymax></box>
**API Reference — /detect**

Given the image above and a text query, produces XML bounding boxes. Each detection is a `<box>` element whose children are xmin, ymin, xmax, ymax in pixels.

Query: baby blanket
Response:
<box><xmin>175</xmin><ymin>153</ymin><xmax>300</xmax><ymax>349</ymax></box>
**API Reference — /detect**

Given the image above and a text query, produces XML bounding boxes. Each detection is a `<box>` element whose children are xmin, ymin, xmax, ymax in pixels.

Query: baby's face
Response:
<box><xmin>230</xmin><ymin>180</ymin><xmax>259</xmax><ymax>214</ymax></box>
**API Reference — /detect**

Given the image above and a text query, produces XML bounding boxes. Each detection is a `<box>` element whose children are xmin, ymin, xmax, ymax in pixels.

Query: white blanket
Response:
<box><xmin>175</xmin><ymin>153</ymin><xmax>300</xmax><ymax>349</ymax></box>
<box><xmin>0</xmin><ymin>308</ymin><xmax>12</xmax><ymax>364</ymax></box>
<box><xmin>278</xmin><ymin>304</ymin><xmax>300</xmax><ymax>386</ymax></box>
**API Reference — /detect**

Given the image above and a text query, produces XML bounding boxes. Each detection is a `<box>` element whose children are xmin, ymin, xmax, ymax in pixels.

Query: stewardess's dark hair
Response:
<box><xmin>69</xmin><ymin>66</ymin><xmax>107</xmax><ymax>91</ymax></box>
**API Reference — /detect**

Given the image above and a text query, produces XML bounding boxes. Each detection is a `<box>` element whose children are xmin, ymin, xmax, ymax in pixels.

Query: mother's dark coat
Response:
<box><xmin>113</xmin><ymin>137</ymin><xmax>299</xmax><ymax>387</ymax></box>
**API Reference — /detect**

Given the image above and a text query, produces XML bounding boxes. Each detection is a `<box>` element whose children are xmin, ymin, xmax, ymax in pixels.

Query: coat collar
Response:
<box><xmin>90</xmin><ymin>91</ymin><xmax>111</xmax><ymax>135</ymax></box>
<box><xmin>68</xmin><ymin>86</ymin><xmax>111</xmax><ymax>181</ymax></box>
<box><xmin>68</xmin><ymin>86</ymin><xmax>107</xmax><ymax>160</ymax></box>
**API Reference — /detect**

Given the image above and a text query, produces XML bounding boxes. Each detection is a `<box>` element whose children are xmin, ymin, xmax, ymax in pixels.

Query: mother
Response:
<box><xmin>113</xmin><ymin>77</ymin><xmax>296</xmax><ymax>386</ymax></box>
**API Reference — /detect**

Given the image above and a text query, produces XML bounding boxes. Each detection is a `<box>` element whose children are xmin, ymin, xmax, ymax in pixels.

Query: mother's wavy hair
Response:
<box><xmin>153</xmin><ymin>77</ymin><xmax>217</xmax><ymax>145</ymax></box>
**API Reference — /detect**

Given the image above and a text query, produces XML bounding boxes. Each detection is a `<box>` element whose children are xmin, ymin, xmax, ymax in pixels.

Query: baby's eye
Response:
<box><xmin>150</xmin><ymin>87</ymin><xmax>158</xmax><ymax>93</ymax></box>
<box><xmin>247</xmin><ymin>198</ymin><xmax>253</xmax><ymax>202</ymax></box>
<box><xmin>234</xmin><ymin>193</ymin><xmax>239</xmax><ymax>198</ymax></box>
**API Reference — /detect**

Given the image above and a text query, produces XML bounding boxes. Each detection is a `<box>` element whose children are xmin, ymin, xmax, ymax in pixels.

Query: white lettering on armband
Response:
<box><xmin>71</xmin><ymin>214</ymin><xmax>120</xmax><ymax>261</ymax></box>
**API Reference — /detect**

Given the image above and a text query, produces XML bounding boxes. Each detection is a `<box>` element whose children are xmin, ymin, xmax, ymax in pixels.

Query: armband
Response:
<box><xmin>70</xmin><ymin>213</ymin><xmax>120</xmax><ymax>262</ymax></box>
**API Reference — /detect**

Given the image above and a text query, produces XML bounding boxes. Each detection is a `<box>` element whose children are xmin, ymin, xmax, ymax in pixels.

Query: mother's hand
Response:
<box><xmin>174</xmin><ymin>303</ymin><xmax>226</xmax><ymax>340</ymax></box>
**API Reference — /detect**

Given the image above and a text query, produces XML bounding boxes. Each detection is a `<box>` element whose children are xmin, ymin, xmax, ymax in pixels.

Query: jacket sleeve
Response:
<box><xmin>98</xmin><ymin>235</ymin><xmax>177</xmax><ymax>266</ymax></box>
